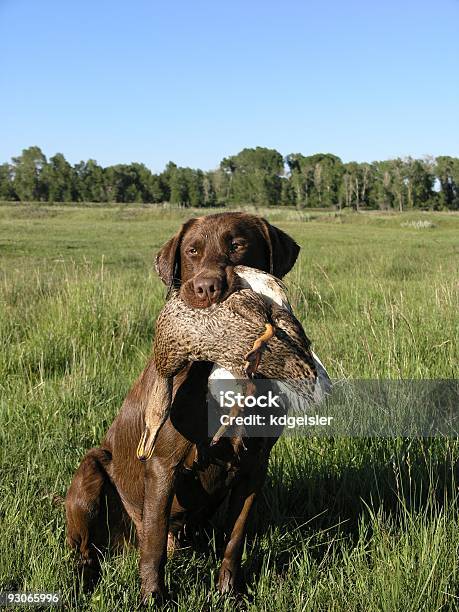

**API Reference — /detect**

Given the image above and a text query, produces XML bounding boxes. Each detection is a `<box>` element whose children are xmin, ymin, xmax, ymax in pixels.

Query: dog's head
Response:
<box><xmin>155</xmin><ymin>212</ymin><xmax>300</xmax><ymax>308</ymax></box>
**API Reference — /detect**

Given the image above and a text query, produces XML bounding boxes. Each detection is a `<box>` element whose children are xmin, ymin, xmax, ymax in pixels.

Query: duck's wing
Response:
<box><xmin>224</xmin><ymin>288</ymin><xmax>270</xmax><ymax>327</ymax></box>
<box><xmin>270</xmin><ymin>305</ymin><xmax>312</xmax><ymax>352</ymax></box>
<box><xmin>233</xmin><ymin>266</ymin><xmax>332</xmax><ymax>398</ymax></box>
<box><xmin>233</xmin><ymin>265</ymin><xmax>291</xmax><ymax>311</ymax></box>
<box><xmin>234</xmin><ymin>266</ymin><xmax>312</xmax><ymax>356</ymax></box>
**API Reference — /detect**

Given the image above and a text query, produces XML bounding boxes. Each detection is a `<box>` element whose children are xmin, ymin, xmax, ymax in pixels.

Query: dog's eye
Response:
<box><xmin>188</xmin><ymin>247</ymin><xmax>198</xmax><ymax>256</ymax></box>
<box><xmin>229</xmin><ymin>241</ymin><xmax>242</xmax><ymax>253</ymax></box>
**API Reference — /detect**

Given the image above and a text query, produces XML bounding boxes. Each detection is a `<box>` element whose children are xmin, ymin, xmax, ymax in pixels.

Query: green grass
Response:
<box><xmin>0</xmin><ymin>205</ymin><xmax>458</xmax><ymax>611</ymax></box>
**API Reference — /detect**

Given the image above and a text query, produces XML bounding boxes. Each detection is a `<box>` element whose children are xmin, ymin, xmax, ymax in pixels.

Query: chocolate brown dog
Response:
<box><xmin>65</xmin><ymin>212</ymin><xmax>300</xmax><ymax>602</ymax></box>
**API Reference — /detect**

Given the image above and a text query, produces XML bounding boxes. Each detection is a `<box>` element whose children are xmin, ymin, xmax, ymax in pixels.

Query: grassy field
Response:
<box><xmin>0</xmin><ymin>205</ymin><xmax>458</xmax><ymax>611</ymax></box>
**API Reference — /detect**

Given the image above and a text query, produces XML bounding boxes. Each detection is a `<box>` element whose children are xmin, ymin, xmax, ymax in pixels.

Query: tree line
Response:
<box><xmin>1</xmin><ymin>146</ymin><xmax>458</xmax><ymax>210</ymax></box>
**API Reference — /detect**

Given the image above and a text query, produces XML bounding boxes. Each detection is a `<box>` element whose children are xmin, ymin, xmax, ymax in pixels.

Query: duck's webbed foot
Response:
<box><xmin>137</xmin><ymin>375</ymin><xmax>173</xmax><ymax>461</ymax></box>
<box><xmin>244</xmin><ymin>323</ymin><xmax>276</xmax><ymax>377</ymax></box>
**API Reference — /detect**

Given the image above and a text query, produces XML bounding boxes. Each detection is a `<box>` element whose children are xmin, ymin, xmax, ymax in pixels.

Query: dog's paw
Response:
<box><xmin>139</xmin><ymin>586</ymin><xmax>168</xmax><ymax>607</ymax></box>
<box><xmin>218</xmin><ymin>565</ymin><xmax>239</xmax><ymax>595</ymax></box>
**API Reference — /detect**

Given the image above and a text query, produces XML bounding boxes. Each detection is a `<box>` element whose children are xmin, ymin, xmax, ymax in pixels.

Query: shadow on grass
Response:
<box><xmin>173</xmin><ymin>437</ymin><xmax>459</xmax><ymax>598</ymax></box>
<box><xmin>239</xmin><ymin>438</ymin><xmax>459</xmax><ymax>580</ymax></box>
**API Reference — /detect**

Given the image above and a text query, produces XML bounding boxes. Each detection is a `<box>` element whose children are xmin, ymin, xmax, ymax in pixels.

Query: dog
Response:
<box><xmin>65</xmin><ymin>212</ymin><xmax>300</xmax><ymax>602</ymax></box>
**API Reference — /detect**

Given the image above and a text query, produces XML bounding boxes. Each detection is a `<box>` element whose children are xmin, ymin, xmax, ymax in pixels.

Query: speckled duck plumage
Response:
<box><xmin>137</xmin><ymin>266</ymin><xmax>330</xmax><ymax>461</ymax></box>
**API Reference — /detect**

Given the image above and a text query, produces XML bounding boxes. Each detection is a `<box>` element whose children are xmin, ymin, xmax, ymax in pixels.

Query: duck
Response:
<box><xmin>137</xmin><ymin>266</ymin><xmax>331</xmax><ymax>461</ymax></box>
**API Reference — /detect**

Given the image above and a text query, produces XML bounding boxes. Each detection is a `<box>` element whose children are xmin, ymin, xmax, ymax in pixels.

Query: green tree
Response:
<box><xmin>143</xmin><ymin>173</ymin><xmax>166</xmax><ymax>203</ymax></box>
<box><xmin>371</xmin><ymin>159</ymin><xmax>407</xmax><ymax>211</ymax></box>
<box><xmin>202</xmin><ymin>172</ymin><xmax>217</xmax><ymax>207</ymax></box>
<box><xmin>206</xmin><ymin>168</ymin><xmax>228</xmax><ymax>205</ymax></box>
<box><xmin>74</xmin><ymin>159</ymin><xmax>107</xmax><ymax>202</ymax></box>
<box><xmin>435</xmin><ymin>156</ymin><xmax>459</xmax><ymax>209</ymax></box>
<box><xmin>221</xmin><ymin>147</ymin><xmax>283</xmax><ymax>205</ymax></box>
<box><xmin>0</xmin><ymin>163</ymin><xmax>16</xmax><ymax>200</ymax></box>
<box><xmin>340</xmin><ymin>162</ymin><xmax>374</xmax><ymax>210</ymax></box>
<box><xmin>371</xmin><ymin>161</ymin><xmax>394</xmax><ymax>209</ymax></box>
<box><xmin>169</xmin><ymin>167</ymin><xmax>189</xmax><ymax>205</ymax></box>
<box><xmin>12</xmin><ymin>146</ymin><xmax>47</xmax><ymax>201</ymax></box>
<box><xmin>105</xmin><ymin>163</ymin><xmax>156</xmax><ymax>203</ymax></box>
<box><xmin>387</xmin><ymin>159</ymin><xmax>406</xmax><ymax>212</ymax></box>
<box><xmin>41</xmin><ymin>153</ymin><xmax>76</xmax><ymax>202</ymax></box>
<box><xmin>159</xmin><ymin>162</ymin><xmax>177</xmax><ymax>203</ymax></box>
<box><xmin>280</xmin><ymin>178</ymin><xmax>295</xmax><ymax>206</ymax></box>
<box><xmin>404</xmin><ymin>157</ymin><xmax>434</xmax><ymax>208</ymax></box>
<box><xmin>186</xmin><ymin>169</ymin><xmax>205</xmax><ymax>207</ymax></box>
<box><xmin>286</xmin><ymin>153</ymin><xmax>342</xmax><ymax>208</ymax></box>
<box><xmin>286</xmin><ymin>153</ymin><xmax>313</xmax><ymax>207</ymax></box>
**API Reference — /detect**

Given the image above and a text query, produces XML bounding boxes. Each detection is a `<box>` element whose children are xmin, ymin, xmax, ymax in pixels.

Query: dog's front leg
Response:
<box><xmin>218</xmin><ymin>450</ymin><xmax>269</xmax><ymax>593</ymax></box>
<box><xmin>139</xmin><ymin>454</ymin><xmax>174</xmax><ymax>603</ymax></box>
<box><xmin>139</xmin><ymin>419</ymin><xmax>192</xmax><ymax>604</ymax></box>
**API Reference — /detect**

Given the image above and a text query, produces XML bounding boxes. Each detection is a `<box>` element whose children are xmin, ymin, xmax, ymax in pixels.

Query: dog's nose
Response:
<box><xmin>193</xmin><ymin>276</ymin><xmax>222</xmax><ymax>303</ymax></box>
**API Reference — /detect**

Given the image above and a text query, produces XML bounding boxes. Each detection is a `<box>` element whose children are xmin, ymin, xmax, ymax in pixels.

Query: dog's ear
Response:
<box><xmin>258</xmin><ymin>218</ymin><xmax>300</xmax><ymax>278</ymax></box>
<box><xmin>155</xmin><ymin>219</ymin><xmax>197</xmax><ymax>286</ymax></box>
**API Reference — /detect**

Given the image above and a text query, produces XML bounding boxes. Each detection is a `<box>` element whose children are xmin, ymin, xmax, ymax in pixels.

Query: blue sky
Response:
<box><xmin>0</xmin><ymin>0</ymin><xmax>458</xmax><ymax>172</ymax></box>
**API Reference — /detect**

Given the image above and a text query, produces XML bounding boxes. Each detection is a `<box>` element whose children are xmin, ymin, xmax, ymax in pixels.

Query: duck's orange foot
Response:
<box><xmin>244</xmin><ymin>323</ymin><xmax>275</xmax><ymax>377</ymax></box>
